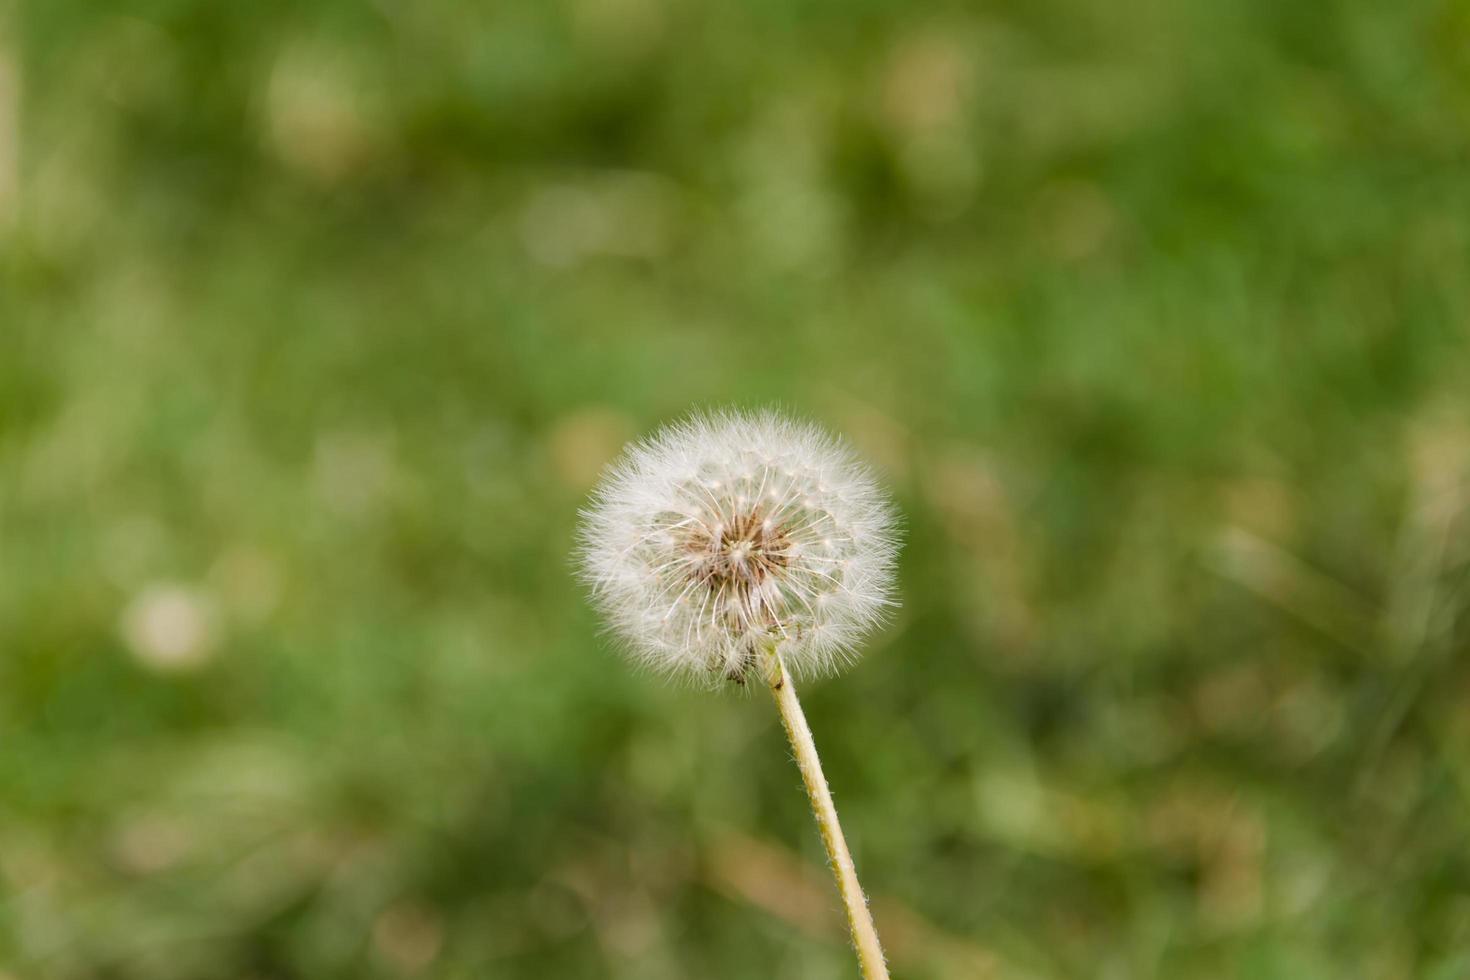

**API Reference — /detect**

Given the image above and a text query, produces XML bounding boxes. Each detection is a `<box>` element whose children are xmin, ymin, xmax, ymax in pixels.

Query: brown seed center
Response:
<box><xmin>683</xmin><ymin>508</ymin><xmax>790</xmax><ymax>590</ymax></box>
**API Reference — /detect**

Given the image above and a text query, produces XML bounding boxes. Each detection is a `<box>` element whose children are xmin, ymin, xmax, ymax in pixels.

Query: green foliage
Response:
<box><xmin>3</xmin><ymin>0</ymin><xmax>1470</xmax><ymax>976</ymax></box>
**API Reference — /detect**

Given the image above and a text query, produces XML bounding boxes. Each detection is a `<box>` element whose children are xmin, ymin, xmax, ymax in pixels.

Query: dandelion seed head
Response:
<box><xmin>577</xmin><ymin>410</ymin><xmax>900</xmax><ymax>684</ymax></box>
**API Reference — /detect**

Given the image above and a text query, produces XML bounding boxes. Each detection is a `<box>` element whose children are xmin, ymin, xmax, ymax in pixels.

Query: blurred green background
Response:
<box><xmin>3</xmin><ymin>0</ymin><xmax>1470</xmax><ymax>977</ymax></box>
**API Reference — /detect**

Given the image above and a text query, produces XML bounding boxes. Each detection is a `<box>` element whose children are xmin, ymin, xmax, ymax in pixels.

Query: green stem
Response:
<box><xmin>764</xmin><ymin>647</ymin><xmax>889</xmax><ymax>980</ymax></box>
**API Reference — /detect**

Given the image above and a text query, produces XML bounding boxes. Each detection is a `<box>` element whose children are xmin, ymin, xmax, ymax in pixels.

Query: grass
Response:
<box><xmin>3</xmin><ymin>0</ymin><xmax>1470</xmax><ymax>976</ymax></box>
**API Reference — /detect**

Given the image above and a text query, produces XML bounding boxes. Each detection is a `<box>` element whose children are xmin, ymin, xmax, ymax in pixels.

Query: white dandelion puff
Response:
<box><xmin>577</xmin><ymin>409</ymin><xmax>899</xmax><ymax>684</ymax></box>
<box><xmin>576</xmin><ymin>408</ymin><xmax>899</xmax><ymax>979</ymax></box>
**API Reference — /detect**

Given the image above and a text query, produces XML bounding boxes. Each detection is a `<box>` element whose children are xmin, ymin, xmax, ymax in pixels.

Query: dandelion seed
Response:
<box><xmin>577</xmin><ymin>409</ymin><xmax>898</xmax><ymax>684</ymax></box>
<box><xmin>576</xmin><ymin>408</ymin><xmax>899</xmax><ymax>979</ymax></box>
<box><xmin>119</xmin><ymin>584</ymin><xmax>219</xmax><ymax>673</ymax></box>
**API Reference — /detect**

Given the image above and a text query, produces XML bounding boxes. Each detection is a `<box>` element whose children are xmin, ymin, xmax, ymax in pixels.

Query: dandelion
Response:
<box><xmin>578</xmin><ymin>410</ymin><xmax>898</xmax><ymax>683</ymax></box>
<box><xmin>119</xmin><ymin>583</ymin><xmax>220</xmax><ymax>673</ymax></box>
<box><xmin>578</xmin><ymin>409</ymin><xmax>899</xmax><ymax>979</ymax></box>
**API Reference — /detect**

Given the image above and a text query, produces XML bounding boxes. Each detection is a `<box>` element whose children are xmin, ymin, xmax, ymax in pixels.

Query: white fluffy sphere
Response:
<box><xmin>578</xmin><ymin>410</ymin><xmax>900</xmax><ymax>684</ymax></box>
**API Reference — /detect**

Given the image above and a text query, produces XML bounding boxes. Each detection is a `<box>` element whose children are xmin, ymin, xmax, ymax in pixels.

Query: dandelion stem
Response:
<box><xmin>764</xmin><ymin>647</ymin><xmax>889</xmax><ymax>980</ymax></box>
